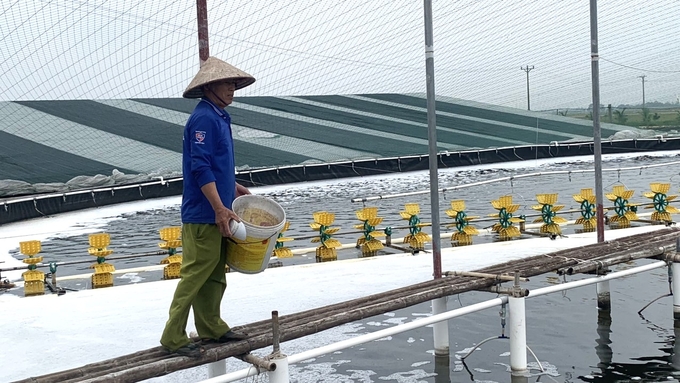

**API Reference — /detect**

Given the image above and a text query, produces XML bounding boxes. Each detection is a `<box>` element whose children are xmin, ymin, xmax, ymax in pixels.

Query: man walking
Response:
<box><xmin>161</xmin><ymin>57</ymin><xmax>254</xmax><ymax>357</ymax></box>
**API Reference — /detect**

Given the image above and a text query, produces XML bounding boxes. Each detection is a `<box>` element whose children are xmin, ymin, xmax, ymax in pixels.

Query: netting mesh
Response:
<box><xmin>0</xmin><ymin>1</ymin><xmax>679</xmax><ymax>193</ymax></box>
<box><xmin>3</xmin><ymin>1</ymin><xmax>679</xmax><ymax>105</ymax></box>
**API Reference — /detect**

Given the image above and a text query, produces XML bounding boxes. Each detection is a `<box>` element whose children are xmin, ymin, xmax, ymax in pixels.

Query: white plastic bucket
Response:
<box><xmin>225</xmin><ymin>195</ymin><xmax>286</xmax><ymax>274</ymax></box>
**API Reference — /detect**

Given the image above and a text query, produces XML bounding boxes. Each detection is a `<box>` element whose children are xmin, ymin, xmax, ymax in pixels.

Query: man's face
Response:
<box><xmin>209</xmin><ymin>81</ymin><xmax>236</xmax><ymax>106</ymax></box>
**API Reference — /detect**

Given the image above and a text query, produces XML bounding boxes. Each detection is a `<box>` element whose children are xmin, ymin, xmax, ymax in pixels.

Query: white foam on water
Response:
<box><xmin>378</xmin><ymin>369</ymin><xmax>437</xmax><ymax>381</ymax></box>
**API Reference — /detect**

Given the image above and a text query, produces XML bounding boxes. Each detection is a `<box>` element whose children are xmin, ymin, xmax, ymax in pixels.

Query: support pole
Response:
<box><xmin>511</xmin><ymin>375</ymin><xmax>529</xmax><ymax>383</ymax></box>
<box><xmin>596</xmin><ymin>280</ymin><xmax>611</xmax><ymax>310</ymax></box>
<box><xmin>589</xmin><ymin>0</ymin><xmax>605</xmax><ymax>243</ymax></box>
<box><xmin>267</xmin><ymin>355</ymin><xmax>289</xmax><ymax>383</ymax></box>
<box><xmin>432</xmin><ymin>297</ymin><xmax>449</xmax><ymax>355</ymax></box>
<box><xmin>267</xmin><ymin>310</ymin><xmax>289</xmax><ymax>382</ymax></box>
<box><xmin>595</xmin><ymin>310</ymin><xmax>612</xmax><ymax>372</ymax></box>
<box><xmin>422</xmin><ymin>0</ymin><xmax>441</xmax><ymax>280</ymax></box>
<box><xmin>673</xmin><ymin>325</ymin><xmax>680</xmax><ymax>369</ymax></box>
<box><xmin>508</xmin><ymin>272</ymin><xmax>527</xmax><ymax>373</ymax></box>
<box><xmin>674</xmin><ymin>238</ymin><xmax>680</xmax><ymax>321</ymax></box>
<box><xmin>272</xmin><ymin>310</ymin><xmax>281</xmax><ymax>354</ymax></box>
<box><xmin>196</xmin><ymin>0</ymin><xmax>210</xmax><ymax>64</ymax></box>
<box><xmin>207</xmin><ymin>361</ymin><xmax>226</xmax><ymax>378</ymax></box>
<box><xmin>423</xmin><ymin>0</ymin><xmax>447</xmax><ymax>356</ymax></box>
<box><xmin>673</xmin><ymin>262</ymin><xmax>680</xmax><ymax>321</ymax></box>
<box><xmin>508</xmin><ymin>296</ymin><xmax>527</xmax><ymax>372</ymax></box>
<box><xmin>434</xmin><ymin>355</ymin><xmax>450</xmax><ymax>383</ymax></box>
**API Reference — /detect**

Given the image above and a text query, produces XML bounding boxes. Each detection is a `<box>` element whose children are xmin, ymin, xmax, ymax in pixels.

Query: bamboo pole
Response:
<box><xmin>562</xmin><ymin>246</ymin><xmax>669</xmax><ymax>275</ymax></box>
<box><xmin>235</xmin><ymin>353</ymin><xmax>276</xmax><ymax>371</ymax></box>
<box><xmin>553</xmin><ymin>231</ymin><xmax>678</xmax><ymax>275</ymax></box>
<box><xmin>444</xmin><ymin>270</ymin><xmax>529</xmax><ymax>282</ymax></box>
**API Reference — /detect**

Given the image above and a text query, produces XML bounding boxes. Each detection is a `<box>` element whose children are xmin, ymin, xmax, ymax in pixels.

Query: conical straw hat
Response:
<box><xmin>183</xmin><ymin>56</ymin><xmax>255</xmax><ymax>98</ymax></box>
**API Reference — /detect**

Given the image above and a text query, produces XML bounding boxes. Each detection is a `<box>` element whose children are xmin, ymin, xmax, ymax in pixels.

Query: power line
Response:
<box><xmin>601</xmin><ymin>57</ymin><xmax>680</xmax><ymax>73</ymax></box>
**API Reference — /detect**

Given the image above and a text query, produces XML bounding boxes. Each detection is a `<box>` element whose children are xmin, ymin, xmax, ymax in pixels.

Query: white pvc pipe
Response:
<box><xmin>596</xmin><ymin>280</ymin><xmax>611</xmax><ymax>310</ymax></box>
<box><xmin>268</xmin><ymin>354</ymin><xmax>290</xmax><ymax>383</ymax></box>
<box><xmin>508</xmin><ymin>296</ymin><xmax>527</xmax><ymax>372</ymax></box>
<box><xmin>196</xmin><ymin>260</ymin><xmax>667</xmax><ymax>383</ymax></box>
<box><xmin>197</xmin><ymin>297</ymin><xmax>507</xmax><ymax>383</ymax></box>
<box><xmin>207</xmin><ymin>360</ymin><xmax>226</xmax><ymax>378</ymax></box>
<box><xmin>432</xmin><ymin>297</ymin><xmax>449</xmax><ymax>355</ymax></box>
<box><xmin>673</xmin><ymin>263</ymin><xmax>680</xmax><ymax>320</ymax></box>
<box><xmin>198</xmin><ymin>365</ymin><xmax>263</xmax><ymax>383</ymax></box>
<box><xmin>529</xmin><ymin>261</ymin><xmax>666</xmax><ymax>298</ymax></box>
<box><xmin>287</xmin><ymin>297</ymin><xmax>506</xmax><ymax>365</ymax></box>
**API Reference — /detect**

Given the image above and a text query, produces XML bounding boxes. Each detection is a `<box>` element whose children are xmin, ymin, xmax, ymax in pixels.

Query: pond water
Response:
<box><xmin>6</xmin><ymin>151</ymin><xmax>680</xmax><ymax>382</ymax></box>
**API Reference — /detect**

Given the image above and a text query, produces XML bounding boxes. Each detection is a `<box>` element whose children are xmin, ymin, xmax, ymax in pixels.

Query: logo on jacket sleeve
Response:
<box><xmin>195</xmin><ymin>131</ymin><xmax>206</xmax><ymax>144</ymax></box>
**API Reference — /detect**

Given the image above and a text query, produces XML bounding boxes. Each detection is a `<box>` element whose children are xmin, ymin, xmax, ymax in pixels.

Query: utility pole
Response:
<box><xmin>589</xmin><ymin>0</ymin><xmax>605</xmax><ymax>244</ymax></box>
<box><xmin>521</xmin><ymin>65</ymin><xmax>534</xmax><ymax>110</ymax></box>
<box><xmin>638</xmin><ymin>74</ymin><xmax>646</xmax><ymax>108</ymax></box>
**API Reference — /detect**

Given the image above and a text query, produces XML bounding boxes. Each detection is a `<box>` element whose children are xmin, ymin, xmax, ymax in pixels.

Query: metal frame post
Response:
<box><xmin>267</xmin><ymin>310</ymin><xmax>289</xmax><ymax>383</ymax></box>
<box><xmin>423</xmin><ymin>0</ymin><xmax>448</xmax><ymax>356</ymax></box>
<box><xmin>196</xmin><ymin>0</ymin><xmax>210</xmax><ymax>64</ymax></box>
<box><xmin>422</xmin><ymin>0</ymin><xmax>441</xmax><ymax>280</ymax></box>
<box><xmin>589</xmin><ymin>0</ymin><xmax>605</xmax><ymax>243</ymax></box>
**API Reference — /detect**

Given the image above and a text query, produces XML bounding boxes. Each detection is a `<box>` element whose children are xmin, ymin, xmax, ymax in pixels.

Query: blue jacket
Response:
<box><xmin>181</xmin><ymin>99</ymin><xmax>236</xmax><ymax>224</ymax></box>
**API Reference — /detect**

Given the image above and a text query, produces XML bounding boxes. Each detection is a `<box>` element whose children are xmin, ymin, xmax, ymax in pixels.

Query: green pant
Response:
<box><xmin>160</xmin><ymin>223</ymin><xmax>231</xmax><ymax>350</ymax></box>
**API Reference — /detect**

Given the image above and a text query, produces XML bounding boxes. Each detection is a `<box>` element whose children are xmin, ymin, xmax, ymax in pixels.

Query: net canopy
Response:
<box><xmin>1</xmin><ymin>0</ymin><xmax>679</xmax><ymax>195</ymax></box>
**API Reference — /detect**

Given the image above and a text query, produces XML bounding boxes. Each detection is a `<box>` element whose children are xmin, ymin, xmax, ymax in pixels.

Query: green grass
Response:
<box><xmin>570</xmin><ymin>108</ymin><xmax>680</xmax><ymax>128</ymax></box>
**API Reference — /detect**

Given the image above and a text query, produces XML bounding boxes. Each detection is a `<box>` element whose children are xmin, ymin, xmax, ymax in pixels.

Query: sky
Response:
<box><xmin>1</xmin><ymin>0</ymin><xmax>679</xmax><ymax>110</ymax></box>
<box><xmin>0</xmin><ymin>195</ymin><xmax>666</xmax><ymax>382</ymax></box>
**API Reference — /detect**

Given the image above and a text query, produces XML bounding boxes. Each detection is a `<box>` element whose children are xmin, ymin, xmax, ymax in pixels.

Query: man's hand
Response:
<box><xmin>215</xmin><ymin>206</ymin><xmax>240</xmax><ymax>238</ymax></box>
<box><xmin>236</xmin><ymin>183</ymin><xmax>251</xmax><ymax>198</ymax></box>
<box><xmin>200</xmin><ymin>182</ymin><xmax>241</xmax><ymax>237</ymax></box>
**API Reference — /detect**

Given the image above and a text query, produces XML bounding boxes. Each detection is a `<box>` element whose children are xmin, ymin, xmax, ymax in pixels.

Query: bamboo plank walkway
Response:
<box><xmin>14</xmin><ymin>227</ymin><xmax>680</xmax><ymax>383</ymax></box>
